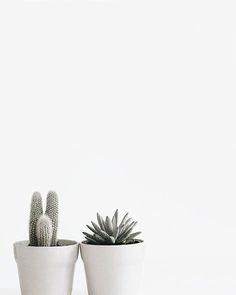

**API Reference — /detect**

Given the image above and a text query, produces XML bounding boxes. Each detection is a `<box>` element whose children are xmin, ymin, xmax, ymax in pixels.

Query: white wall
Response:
<box><xmin>0</xmin><ymin>0</ymin><xmax>236</xmax><ymax>294</ymax></box>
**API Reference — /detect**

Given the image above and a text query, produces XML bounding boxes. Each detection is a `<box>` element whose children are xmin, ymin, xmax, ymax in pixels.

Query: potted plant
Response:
<box><xmin>80</xmin><ymin>210</ymin><xmax>144</xmax><ymax>295</ymax></box>
<box><xmin>14</xmin><ymin>191</ymin><xmax>79</xmax><ymax>295</ymax></box>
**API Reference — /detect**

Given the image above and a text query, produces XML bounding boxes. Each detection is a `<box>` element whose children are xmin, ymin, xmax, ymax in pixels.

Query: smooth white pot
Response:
<box><xmin>80</xmin><ymin>241</ymin><xmax>145</xmax><ymax>295</ymax></box>
<box><xmin>14</xmin><ymin>240</ymin><xmax>79</xmax><ymax>295</ymax></box>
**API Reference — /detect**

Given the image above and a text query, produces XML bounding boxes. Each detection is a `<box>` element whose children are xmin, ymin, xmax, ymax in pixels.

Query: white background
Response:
<box><xmin>0</xmin><ymin>0</ymin><xmax>236</xmax><ymax>294</ymax></box>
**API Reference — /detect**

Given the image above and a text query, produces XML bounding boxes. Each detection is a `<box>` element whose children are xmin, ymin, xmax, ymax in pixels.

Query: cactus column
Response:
<box><xmin>45</xmin><ymin>191</ymin><xmax>58</xmax><ymax>247</ymax></box>
<box><xmin>29</xmin><ymin>192</ymin><xmax>43</xmax><ymax>246</ymax></box>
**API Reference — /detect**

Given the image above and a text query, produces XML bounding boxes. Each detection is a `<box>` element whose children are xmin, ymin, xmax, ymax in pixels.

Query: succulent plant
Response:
<box><xmin>83</xmin><ymin>210</ymin><xmax>143</xmax><ymax>245</ymax></box>
<box><xmin>29</xmin><ymin>191</ymin><xmax>58</xmax><ymax>247</ymax></box>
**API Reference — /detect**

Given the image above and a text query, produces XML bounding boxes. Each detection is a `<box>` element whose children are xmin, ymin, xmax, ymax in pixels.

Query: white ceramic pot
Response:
<box><xmin>80</xmin><ymin>241</ymin><xmax>144</xmax><ymax>295</ymax></box>
<box><xmin>14</xmin><ymin>240</ymin><xmax>79</xmax><ymax>295</ymax></box>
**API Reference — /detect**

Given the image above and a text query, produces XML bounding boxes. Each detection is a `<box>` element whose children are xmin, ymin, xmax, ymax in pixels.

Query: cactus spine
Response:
<box><xmin>29</xmin><ymin>191</ymin><xmax>59</xmax><ymax>247</ymax></box>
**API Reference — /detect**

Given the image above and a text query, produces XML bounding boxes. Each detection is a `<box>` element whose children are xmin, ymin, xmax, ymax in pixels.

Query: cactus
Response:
<box><xmin>29</xmin><ymin>192</ymin><xmax>43</xmax><ymax>246</ymax></box>
<box><xmin>36</xmin><ymin>215</ymin><xmax>53</xmax><ymax>247</ymax></box>
<box><xmin>45</xmin><ymin>191</ymin><xmax>58</xmax><ymax>246</ymax></box>
<box><xmin>83</xmin><ymin>210</ymin><xmax>143</xmax><ymax>245</ymax></box>
<box><xmin>29</xmin><ymin>191</ymin><xmax>59</xmax><ymax>247</ymax></box>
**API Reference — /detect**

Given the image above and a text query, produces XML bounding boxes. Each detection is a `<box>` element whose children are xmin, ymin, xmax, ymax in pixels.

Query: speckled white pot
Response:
<box><xmin>14</xmin><ymin>240</ymin><xmax>79</xmax><ymax>295</ymax></box>
<box><xmin>80</xmin><ymin>241</ymin><xmax>145</xmax><ymax>295</ymax></box>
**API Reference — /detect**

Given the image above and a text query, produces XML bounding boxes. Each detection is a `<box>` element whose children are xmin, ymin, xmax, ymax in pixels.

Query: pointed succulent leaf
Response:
<box><xmin>105</xmin><ymin>216</ymin><xmax>113</xmax><ymax>235</ymax></box>
<box><xmin>135</xmin><ymin>239</ymin><xmax>144</xmax><ymax>243</ymax></box>
<box><xmin>118</xmin><ymin>223</ymin><xmax>130</xmax><ymax>236</ymax></box>
<box><xmin>83</xmin><ymin>231</ymin><xmax>96</xmax><ymax>240</ymax></box>
<box><xmin>97</xmin><ymin>213</ymin><xmax>106</xmax><ymax>231</ymax></box>
<box><xmin>124</xmin><ymin>218</ymin><xmax>132</xmax><ymax>226</ymax></box>
<box><xmin>119</xmin><ymin>218</ymin><xmax>132</xmax><ymax>235</ymax></box>
<box><xmin>119</xmin><ymin>225</ymin><xmax>127</xmax><ymax>235</ymax></box>
<box><xmin>117</xmin><ymin>228</ymin><xmax>134</xmax><ymax>243</ymax></box>
<box><xmin>109</xmin><ymin>236</ymin><xmax>116</xmax><ymax>244</ymax></box>
<box><xmin>119</xmin><ymin>212</ymin><xmax>129</xmax><ymax>228</ymax></box>
<box><xmin>94</xmin><ymin>234</ymin><xmax>106</xmax><ymax>243</ymax></box>
<box><xmin>89</xmin><ymin>222</ymin><xmax>111</xmax><ymax>240</ymax></box>
<box><xmin>128</xmin><ymin>231</ymin><xmax>142</xmax><ymax>239</ymax></box>
<box><xmin>117</xmin><ymin>221</ymin><xmax>137</xmax><ymax>242</ymax></box>
<box><xmin>123</xmin><ymin>221</ymin><xmax>137</xmax><ymax>235</ymax></box>
<box><xmin>91</xmin><ymin>221</ymin><xmax>102</xmax><ymax>233</ymax></box>
<box><xmin>86</xmin><ymin>225</ymin><xmax>97</xmax><ymax>234</ymax></box>
<box><xmin>112</xmin><ymin>209</ymin><xmax>118</xmax><ymax>229</ymax></box>
<box><xmin>85</xmin><ymin>236</ymin><xmax>99</xmax><ymax>244</ymax></box>
<box><xmin>126</xmin><ymin>239</ymin><xmax>136</xmax><ymax>244</ymax></box>
<box><xmin>113</xmin><ymin>226</ymin><xmax>120</xmax><ymax>239</ymax></box>
<box><xmin>112</xmin><ymin>216</ymin><xmax>116</xmax><ymax>229</ymax></box>
<box><xmin>126</xmin><ymin>238</ymin><xmax>143</xmax><ymax>244</ymax></box>
<box><xmin>114</xmin><ymin>209</ymin><xmax>118</xmax><ymax>224</ymax></box>
<box><xmin>99</xmin><ymin>230</ymin><xmax>111</xmax><ymax>240</ymax></box>
<box><xmin>83</xmin><ymin>232</ymin><xmax>106</xmax><ymax>244</ymax></box>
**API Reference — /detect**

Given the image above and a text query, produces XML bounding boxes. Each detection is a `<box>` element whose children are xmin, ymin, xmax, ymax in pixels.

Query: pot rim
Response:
<box><xmin>14</xmin><ymin>239</ymin><xmax>78</xmax><ymax>249</ymax></box>
<box><xmin>80</xmin><ymin>240</ymin><xmax>144</xmax><ymax>248</ymax></box>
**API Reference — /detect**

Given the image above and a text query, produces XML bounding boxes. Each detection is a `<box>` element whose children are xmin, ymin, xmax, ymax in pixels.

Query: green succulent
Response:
<box><xmin>83</xmin><ymin>210</ymin><xmax>143</xmax><ymax>245</ymax></box>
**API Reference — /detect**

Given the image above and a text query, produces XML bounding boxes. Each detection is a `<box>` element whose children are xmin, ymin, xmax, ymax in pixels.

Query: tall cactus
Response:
<box><xmin>29</xmin><ymin>191</ymin><xmax>59</xmax><ymax>247</ymax></box>
<box><xmin>45</xmin><ymin>191</ymin><xmax>58</xmax><ymax>246</ymax></box>
<box><xmin>36</xmin><ymin>215</ymin><xmax>53</xmax><ymax>247</ymax></box>
<box><xmin>29</xmin><ymin>192</ymin><xmax>43</xmax><ymax>246</ymax></box>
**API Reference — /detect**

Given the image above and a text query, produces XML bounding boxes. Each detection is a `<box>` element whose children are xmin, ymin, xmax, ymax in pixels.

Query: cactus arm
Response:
<box><xmin>29</xmin><ymin>192</ymin><xmax>43</xmax><ymax>246</ymax></box>
<box><xmin>45</xmin><ymin>191</ymin><xmax>58</xmax><ymax>246</ymax></box>
<box><xmin>36</xmin><ymin>215</ymin><xmax>53</xmax><ymax>247</ymax></box>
